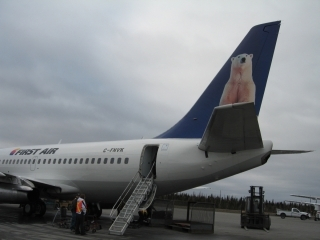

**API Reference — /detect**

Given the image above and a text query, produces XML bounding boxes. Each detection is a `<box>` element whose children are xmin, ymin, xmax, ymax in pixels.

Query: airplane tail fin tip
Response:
<box><xmin>156</xmin><ymin>21</ymin><xmax>281</xmax><ymax>139</ymax></box>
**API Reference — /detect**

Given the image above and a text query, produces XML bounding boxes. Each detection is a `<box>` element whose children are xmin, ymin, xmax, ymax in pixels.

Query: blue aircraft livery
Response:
<box><xmin>156</xmin><ymin>21</ymin><xmax>280</xmax><ymax>139</ymax></box>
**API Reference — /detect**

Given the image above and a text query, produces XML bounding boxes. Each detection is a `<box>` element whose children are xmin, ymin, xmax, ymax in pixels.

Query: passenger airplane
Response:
<box><xmin>287</xmin><ymin>194</ymin><xmax>320</xmax><ymax>221</ymax></box>
<box><xmin>0</xmin><ymin>21</ymin><xmax>310</xmax><ymax>217</ymax></box>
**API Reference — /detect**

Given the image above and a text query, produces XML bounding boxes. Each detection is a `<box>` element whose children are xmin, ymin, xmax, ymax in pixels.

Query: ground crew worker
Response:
<box><xmin>75</xmin><ymin>193</ymin><xmax>87</xmax><ymax>235</ymax></box>
<box><xmin>70</xmin><ymin>194</ymin><xmax>79</xmax><ymax>231</ymax></box>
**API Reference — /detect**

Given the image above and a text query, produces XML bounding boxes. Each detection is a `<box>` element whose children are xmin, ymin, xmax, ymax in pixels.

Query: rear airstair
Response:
<box><xmin>109</xmin><ymin>164</ymin><xmax>156</xmax><ymax>235</ymax></box>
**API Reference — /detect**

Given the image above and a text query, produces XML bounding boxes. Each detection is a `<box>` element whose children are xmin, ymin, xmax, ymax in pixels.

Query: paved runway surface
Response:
<box><xmin>0</xmin><ymin>204</ymin><xmax>319</xmax><ymax>239</ymax></box>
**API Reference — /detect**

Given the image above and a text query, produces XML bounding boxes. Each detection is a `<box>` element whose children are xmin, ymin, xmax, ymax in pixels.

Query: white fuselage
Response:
<box><xmin>0</xmin><ymin>139</ymin><xmax>273</xmax><ymax>206</ymax></box>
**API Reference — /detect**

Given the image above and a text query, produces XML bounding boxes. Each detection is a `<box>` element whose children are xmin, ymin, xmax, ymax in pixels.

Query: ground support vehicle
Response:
<box><xmin>240</xmin><ymin>186</ymin><xmax>271</xmax><ymax>230</ymax></box>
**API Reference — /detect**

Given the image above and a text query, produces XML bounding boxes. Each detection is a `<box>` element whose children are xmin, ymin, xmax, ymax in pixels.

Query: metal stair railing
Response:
<box><xmin>109</xmin><ymin>162</ymin><xmax>155</xmax><ymax>235</ymax></box>
<box><xmin>109</xmin><ymin>170</ymin><xmax>140</xmax><ymax>220</ymax></box>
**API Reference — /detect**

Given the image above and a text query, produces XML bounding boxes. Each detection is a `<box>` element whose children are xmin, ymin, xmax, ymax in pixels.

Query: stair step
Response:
<box><xmin>109</xmin><ymin>176</ymin><xmax>155</xmax><ymax>236</ymax></box>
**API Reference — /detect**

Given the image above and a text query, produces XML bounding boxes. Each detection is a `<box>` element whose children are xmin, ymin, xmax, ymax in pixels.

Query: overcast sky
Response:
<box><xmin>1</xmin><ymin>0</ymin><xmax>319</xmax><ymax>203</ymax></box>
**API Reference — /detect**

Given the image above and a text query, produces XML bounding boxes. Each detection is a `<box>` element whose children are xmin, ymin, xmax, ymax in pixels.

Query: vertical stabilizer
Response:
<box><xmin>156</xmin><ymin>21</ymin><xmax>280</xmax><ymax>139</ymax></box>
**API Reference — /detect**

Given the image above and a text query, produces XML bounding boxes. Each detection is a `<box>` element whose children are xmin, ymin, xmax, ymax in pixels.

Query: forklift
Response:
<box><xmin>240</xmin><ymin>186</ymin><xmax>271</xmax><ymax>230</ymax></box>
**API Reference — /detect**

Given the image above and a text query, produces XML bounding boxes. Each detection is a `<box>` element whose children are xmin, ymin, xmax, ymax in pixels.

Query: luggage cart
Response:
<box><xmin>52</xmin><ymin>207</ymin><xmax>71</xmax><ymax>229</ymax></box>
<box><xmin>84</xmin><ymin>214</ymin><xmax>102</xmax><ymax>233</ymax></box>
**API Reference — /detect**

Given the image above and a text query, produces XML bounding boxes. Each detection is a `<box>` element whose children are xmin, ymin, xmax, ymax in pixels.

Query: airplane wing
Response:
<box><xmin>198</xmin><ymin>102</ymin><xmax>263</xmax><ymax>153</ymax></box>
<box><xmin>26</xmin><ymin>178</ymin><xmax>79</xmax><ymax>195</ymax></box>
<box><xmin>286</xmin><ymin>200</ymin><xmax>320</xmax><ymax>206</ymax></box>
<box><xmin>0</xmin><ymin>171</ymin><xmax>79</xmax><ymax>195</ymax></box>
<box><xmin>290</xmin><ymin>194</ymin><xmax>320</xmax><ymax>201</ymax></box>
<box><xmin>0</xmin><ymin>172</ymin><xmax>34</xmax><ymax>191</ymax></box>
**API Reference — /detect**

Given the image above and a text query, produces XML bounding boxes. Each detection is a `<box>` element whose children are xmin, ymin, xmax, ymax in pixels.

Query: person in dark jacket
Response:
<box><xmin>70</xmin><ymin>194</ymin><xmax>79</xmax><ymax>231</ymax></box>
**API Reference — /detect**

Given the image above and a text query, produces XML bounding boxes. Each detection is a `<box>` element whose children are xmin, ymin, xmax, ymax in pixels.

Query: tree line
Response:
<box><xmin>158</xmin><ymin>192</ymin><xmax>314</xmax><ymax>214</ymax></box>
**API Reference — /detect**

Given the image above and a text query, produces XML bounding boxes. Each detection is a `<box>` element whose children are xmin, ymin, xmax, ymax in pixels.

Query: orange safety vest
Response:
<box><xmin>76</xmin><ymin>199</ymin><xmax>86</xmax><ymax>214</ymax></box>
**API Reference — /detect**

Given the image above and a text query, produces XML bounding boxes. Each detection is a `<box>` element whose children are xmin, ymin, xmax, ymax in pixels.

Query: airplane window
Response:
<box><xmin>17</xmin><ymin>159</ymin><xmax>20</xmax><ymax>164</ymax></box>
<box><xmin>80</xmin><ymin>158</ymin><xmax>83</xmax><ymax>164</ymax></box>
<box><xmin>48</xmin><ymin>159</ymin><xmax>51</xmax><ymax>164</ymax></box>
<box><xmin>69</xmin><ymin>158</ymin><xmax>72</xmax><ymax>164</ymax></box>
<box><xmin>28</xmin><ymin>159</ymin><xmax>31</xmax><ymax>164</ymax></box>
<box><xmin>24</xmin><ymin>159</ymin><xmax>27</xmax><ymax>164</ymax></box>
<box><xmin>63</xmin><ymin>158</ymin><xmax>67</xmax><ymax>164</ymax></box>
<box><xmin>43</xmin><ymin>159</ymin><xmax>46</xmax><ymax>164</ymax></box>
<box><xmin>38</xmin><ymin>159</ymin><xmax>41</xmax><ymax>164</ymax></box>
<box><xmin>1</xmin><ymin>160</ymin><xmax>3</xmax><ymax>164</ymax></box>
<box><xmin>110</xmin><ymin>158</ymin><xmax>114</xmax><ymax>164</ymax></box>
<box><xmin>53</xmin><ymin>159</ymin><xmax>56</xmax><ymax>164</ymax></box>
<box><xmin>117</xmin><ymin>158</ymin><xmax>121</xmax><ymax>164</ymax></box>
<box><xmin>13</xmin><ymin>160</ymin><xmax>16</xmax><ymax>164</ymax></box>
<box><xmin>9</xmin><ymin>160</ymin><xmax>12</xmax><ymax>164</ymax></box>
<box><xmin>16</xmin><ymin>160</ymin><xmax>19</xmax><ymax>164</ymax></box>
<box><xmin>85</xmin><ymin>158</ymin><xmax>89</xmax><ymax>164</ymax></box>
<box><xmin>6</xmin><ymin>160</ymin><xmax>8</xmax><ymax>164</ymax></box>
<box><xmin>32</xmin><ymin>159</ymin><xmax>35</xmax><ymax>164</ymax></box>
<box><xmin>20</xmin><ymin>159</ymin><xmax>23</xmax><ymax>164</ymax></box>
<box><xmin>74</xmin><ymin>158</ymin><xmax>77</xmax><ymax>164</ymax></box>
<box><xmin>97</xmin><ymin>158</ymin><xmax>101</xmax><ymax>164</ymax></box>
<box><xmin>125</xmin><ymin>158</ymin><xmax>129</xmax><ymax>164</ymax></box>
<box><xmin>104</xmin><ymin>158</ymin><xmax>108</xmax><ymax>164</ymax></box>
<box><xmin>58</xmin><ymin>159</ymin><xmax>62</xmax><ymax>164</ymax></box>
<box><xmin>91</xmin><ymin>158</ymin><xmax>95</xmax><ymax>164</ymax></box>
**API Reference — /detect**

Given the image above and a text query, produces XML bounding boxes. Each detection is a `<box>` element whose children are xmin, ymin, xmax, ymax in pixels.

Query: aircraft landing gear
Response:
<box><xmin>22</xmin><ymin>199</ymin><xmax>46</xmax><ymax>216</ymax></box>
<box><xmin>23</xmin><ymin>203</ymin><xmax>34</xmax><ymax>216</ymax></box>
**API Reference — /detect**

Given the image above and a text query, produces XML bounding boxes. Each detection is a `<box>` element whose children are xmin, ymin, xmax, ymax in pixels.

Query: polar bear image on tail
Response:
<box><xmin>219</xmin><ymin>53</ymin><xmax>255</xmax><ymax>106</ymax></box>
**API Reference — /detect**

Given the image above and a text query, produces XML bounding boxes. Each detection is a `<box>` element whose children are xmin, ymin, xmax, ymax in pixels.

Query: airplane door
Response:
<box><xmin>30</xmin><ymin>156</ymin><xmax>37</xmax><ymax>171</ymax></box>
<box><xmin>139</xmin><ymin>145</ymin><xmax>158</xmax><ymax>178</ymax></box>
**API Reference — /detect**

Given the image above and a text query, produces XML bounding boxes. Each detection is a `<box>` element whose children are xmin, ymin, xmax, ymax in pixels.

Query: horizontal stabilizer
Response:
<box><xmin>271</xmin><ymin>150</ymin><xmax>313</xmax><ymax>154</ymax></box>
<box><xmin>198</xmin><ymin>102</ymin><xmax>263</xmax><ymax>153</ymax></box>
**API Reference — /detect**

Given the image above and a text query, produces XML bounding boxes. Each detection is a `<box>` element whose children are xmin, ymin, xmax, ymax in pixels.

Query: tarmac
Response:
<box><xmin>0</xmin><ymin>204</ymin><xmax>319</xmax><ymax>240</ymax></box>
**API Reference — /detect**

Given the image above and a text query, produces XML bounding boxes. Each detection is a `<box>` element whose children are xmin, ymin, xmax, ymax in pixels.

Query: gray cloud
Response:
<box><xmin>0</xmin><ymin>0</ymin><xmax>319</xmax><ymax>202</ymax></box>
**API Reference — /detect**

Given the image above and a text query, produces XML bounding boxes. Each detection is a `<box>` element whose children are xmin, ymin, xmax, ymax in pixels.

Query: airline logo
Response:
<box><xmin>9</xmin><ymin>148</ymin><xmax>59</xmax><ymax>156</ymax></box>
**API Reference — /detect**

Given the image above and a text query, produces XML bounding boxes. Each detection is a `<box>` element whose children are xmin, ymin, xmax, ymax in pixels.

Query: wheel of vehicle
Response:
<box><xmin>280</xmin><ymin>213</ymin><xmax>286</xmax><ymax>219</ymax></box>
<box><xmin>300</xmin><ymin>215</ymin><xmax>307</xmax><ymax>220</ymax></box>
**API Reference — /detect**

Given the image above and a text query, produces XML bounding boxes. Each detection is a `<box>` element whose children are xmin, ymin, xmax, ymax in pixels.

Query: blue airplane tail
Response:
<box><xmin>156</xmin><ymin>21</ymin><xmax>281</xmax><ymax>139</ymax></box>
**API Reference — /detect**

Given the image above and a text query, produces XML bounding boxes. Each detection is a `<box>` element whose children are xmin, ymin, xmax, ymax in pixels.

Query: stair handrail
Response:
<box><xmin>109</xmin><ymin>170</ymin><xmax>141</xmax><ymax>218</ymax></box>
<box><xmin>110</xmin><ymin>161</ymin><xmax>156</xmax><ymax>218</ymax></box>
